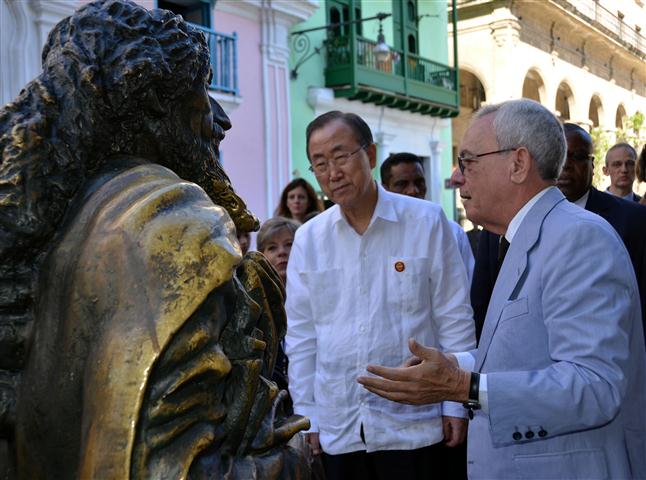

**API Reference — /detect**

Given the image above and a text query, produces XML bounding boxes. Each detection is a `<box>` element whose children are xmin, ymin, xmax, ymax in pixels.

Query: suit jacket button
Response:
<box><xmin>513</xmin><ymin>432</ymin><xmax>522</xmax><ymax>441</ymax></box>
<box><xmin>538</xmin><ymin>429</ymin><xmax>547</xmax><ymax>437</ymax></box>
<box><xmin>524</xmin><ymin>430</ymin><xmax>534</xmax><ymax>439</ymax></box>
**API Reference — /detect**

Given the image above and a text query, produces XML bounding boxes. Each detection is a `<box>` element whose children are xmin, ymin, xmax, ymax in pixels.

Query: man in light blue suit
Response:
<box><xmin>358</xmin><ymin>99</ymin><xmax>646</xmax><ymax>479</ymax></box>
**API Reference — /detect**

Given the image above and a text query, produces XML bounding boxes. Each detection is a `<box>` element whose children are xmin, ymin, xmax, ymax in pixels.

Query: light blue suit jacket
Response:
<box><xmin>468</xmin><ymin>187</ymin><xmax>646</xmax><ymax>479</ymax></box>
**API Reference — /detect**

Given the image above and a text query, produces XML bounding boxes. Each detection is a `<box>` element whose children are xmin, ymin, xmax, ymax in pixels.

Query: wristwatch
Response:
<box><xmin>462</xmin><ymin>371</ymin><xmax>481</xmax><ymax>420</ymax></box>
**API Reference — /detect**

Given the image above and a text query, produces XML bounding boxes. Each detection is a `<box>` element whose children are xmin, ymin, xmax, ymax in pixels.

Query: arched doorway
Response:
<box><xmin>615</xmin><ymin>104</ymin><xmax>627</xmax><ymax>129</ymax></box>
<box><xmin>588</xmin><ymin>95</ymin><xmax>603</xmax><ymax>127</ymax></box>
<box><xmin>555</xmin><ymin>82</ymin><xmax>574</xmax><ymax>122</ymax></box>
<box><xmin>454</xmin><ymin>69</ymin><xmax>486</xmax><ymax>148</ymax></box>
<box><xmin>522</xmin><ymin>69</ymin><xmax>545</xmax><ymax>104</ymax></box>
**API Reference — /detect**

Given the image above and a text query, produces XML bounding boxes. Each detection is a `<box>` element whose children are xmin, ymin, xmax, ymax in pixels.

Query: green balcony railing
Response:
<box><xmin>325</xmin><ymin>35</ymin><xmax>459</xmax><ymax>117</ymax></box>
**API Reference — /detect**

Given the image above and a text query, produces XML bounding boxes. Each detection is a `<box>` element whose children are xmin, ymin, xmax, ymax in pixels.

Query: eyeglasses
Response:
<box><xmin>457</xmin><ymin>148</ymin><xmax>517</xmax><ymax>174</ymax></box>
<box><xmin>309</xmin><ymin>144</ymin><xmax>368</xmax><ymax>176</ymax></box>
<box><xmin>566</xmin><ymin>152</ymin><xmax>594</xmax><ymax>163</ymax></box>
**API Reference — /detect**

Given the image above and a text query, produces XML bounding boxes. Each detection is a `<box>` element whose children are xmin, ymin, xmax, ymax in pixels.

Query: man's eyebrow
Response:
<box><xmin>330</xmin><ymin>144</ymin><xmax>348</xmax><ymax>153</ymax></box>
<box><xmin>310</xmin><ymin>144</ymin><xmax>348</xmax><ymax>158</ymax></box>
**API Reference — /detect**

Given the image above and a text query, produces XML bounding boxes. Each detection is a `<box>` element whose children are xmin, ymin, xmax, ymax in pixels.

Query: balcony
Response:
<box><xmin>194</xmin><ymin>25</ymin><xmax>239</xmax><ymax>95</ymax></box>
<box><xmin>551</xmin><ymin>0</ymin><xmax>646</xmax><ymax>57</ymax></box>
<box><xmin>324</xmin><ymin>35</ymin><xmax>459</xmax><ymax>117</ymax></box>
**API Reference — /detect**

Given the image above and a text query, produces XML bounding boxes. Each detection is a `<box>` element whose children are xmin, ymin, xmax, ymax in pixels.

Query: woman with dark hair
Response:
<box><xmin>275</xmin><ymin>178</ymin><xmax>323</xmax><ymax>222</ymax></box>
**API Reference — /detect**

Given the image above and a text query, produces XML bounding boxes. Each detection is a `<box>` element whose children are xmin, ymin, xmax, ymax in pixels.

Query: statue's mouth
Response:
<box><xmin>213</xmin><ymin>123</ymin><xmax>226</xmax><ymax>145</ymax></box>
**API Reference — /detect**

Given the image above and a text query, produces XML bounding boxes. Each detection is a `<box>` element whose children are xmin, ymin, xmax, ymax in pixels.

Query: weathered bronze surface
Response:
<box><xmin>0</xmin><ymin>0</ymin><xmax>309</xmax><ymax>477</ymax></box>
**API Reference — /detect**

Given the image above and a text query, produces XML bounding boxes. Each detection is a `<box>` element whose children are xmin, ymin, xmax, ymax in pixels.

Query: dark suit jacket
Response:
<box><xmin>471</xmin><ymin>187</ymin><xmax>646</xmax><ymax>343</ymax></box>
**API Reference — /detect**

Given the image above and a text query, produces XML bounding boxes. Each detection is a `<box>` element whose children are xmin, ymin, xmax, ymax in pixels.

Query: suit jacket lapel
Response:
<box><xmin>475</xmin><ymin>187</ymin><xmax>565</xmax><ymax>371</ymax></box>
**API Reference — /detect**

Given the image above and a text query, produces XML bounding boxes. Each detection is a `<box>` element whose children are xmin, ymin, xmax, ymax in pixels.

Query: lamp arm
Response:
<box><xmin>290</xmin><ymin>12</ymin><xmax>391</xmax><ymax>36</ymax></box>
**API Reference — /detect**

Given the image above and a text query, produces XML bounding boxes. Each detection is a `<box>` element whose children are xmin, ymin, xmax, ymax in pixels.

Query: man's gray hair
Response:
<box><xmin>475</xmin><ymin>99</ymin><xmax>566</xmax><ymax>180</ymax></box>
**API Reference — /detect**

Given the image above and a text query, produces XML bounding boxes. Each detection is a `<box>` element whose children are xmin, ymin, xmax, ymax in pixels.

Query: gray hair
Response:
<box><xmin>257</xmin><ymin>217</ymin><xmax>301</xmax><ymax>252</ymax></box>
<box><xmin>605</xmin><ymin>142</ymin><xmax>637</xmax><ymax>165</ymax></box>
<box><xmin>475</xmin><ymin>99</ymin><xmax>566</xmax><ymax>180</ymax></box>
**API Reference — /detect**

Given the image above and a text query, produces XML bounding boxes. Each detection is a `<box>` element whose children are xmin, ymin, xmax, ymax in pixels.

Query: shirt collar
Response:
<box><xmin>505</xmin><ymin>186</ymin><xmax>552</xmax><ymax>243</ymax></box>
<box><xmin>330</xmin><ymin>181</ymin><xmax>398</xmax><ymax>227</ymax></box>
<box><xmin>605</xmin><ymin>187</ymin><xmax>635</xmax><ymax>202</ymax></box>
<box><xmin>573</xmin><ymin>189</ymin><xmax>590</xmax><ymax>208</ymax></box>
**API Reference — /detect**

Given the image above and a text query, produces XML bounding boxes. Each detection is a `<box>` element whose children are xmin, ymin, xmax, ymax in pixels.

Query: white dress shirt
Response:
<box><xmin>573</xmin><ymin>189</ymin><xmax>590</xmax><ymax>208</ymax></box>
<box><xmin>286</xmin><ymin>184</ymin><xmax>476</xmax><ymax>455</ymax></box>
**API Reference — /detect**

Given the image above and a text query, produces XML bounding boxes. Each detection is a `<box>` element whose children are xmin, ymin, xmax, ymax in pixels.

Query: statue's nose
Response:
<box><xmin>209</xmin><ymin>96</ymin><xmax>231</xmax><ymax>131</ymax></box>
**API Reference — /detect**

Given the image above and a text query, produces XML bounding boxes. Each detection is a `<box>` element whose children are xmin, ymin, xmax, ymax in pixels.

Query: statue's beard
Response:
<box><xmin>162</xmin><ymin>126</ymin><xmax>259</xmax><ymax>233</ymax></box>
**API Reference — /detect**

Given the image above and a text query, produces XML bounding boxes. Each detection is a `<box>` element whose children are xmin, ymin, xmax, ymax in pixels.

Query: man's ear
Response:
<box><xmin>602</xmin><ymin>165</ymin><xmax>609</xmax><ymax>176</ymax></box>
<box><xmin>510</xmin><ymin>147</ymin><xmax>531</xmax><ymax>184</ymax></box>
<box><xmin>366</xmin><ymin>144</ymin><xmax>377</xmax><ymax>169</ymax></box>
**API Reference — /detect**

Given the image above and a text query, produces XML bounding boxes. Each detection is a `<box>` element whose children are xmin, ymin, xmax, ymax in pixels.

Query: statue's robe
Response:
<box><xmin>15</xmin><ymin>159</ymin><xmax>309</xmax><ymax>479</ymax></box>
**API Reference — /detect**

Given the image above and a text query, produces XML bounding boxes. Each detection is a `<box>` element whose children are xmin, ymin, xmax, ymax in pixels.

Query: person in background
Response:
<box><xmin>257</xmin><ymin>217</ymin><xmax>301</xmax><ymax>286</ymax></box>
<box><xmin>237</xmin><ymin>231</ymin><xmax>250</xmax><ymax>255</ymax></box>
<box><xmin>603</xmin><ymin>143</ymin><xmax>641</xmax><ymax>202</ymax></box>
<box><xmin>381</xmin><ymin>153</ymin><xmax>474</xmax><ymax>284</ymax></box>
<box><xmin>275</xmin><ymin>178</ymin><xmax>323</xmax><ymax>223</ymax></box>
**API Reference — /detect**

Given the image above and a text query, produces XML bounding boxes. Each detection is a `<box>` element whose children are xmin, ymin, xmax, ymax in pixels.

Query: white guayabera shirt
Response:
<box><xmin>285</xmin><ymin>183</ymin><xmax>476</xmax><ymax>455</ymax></box>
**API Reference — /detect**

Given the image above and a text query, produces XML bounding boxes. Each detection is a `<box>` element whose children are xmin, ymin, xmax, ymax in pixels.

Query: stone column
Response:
<box><xmin>1</xmin><ymin>0</ymin><xmax>76</xmax><ymax>106</ymax></box>
<box><xmin>489</xmin><ymin>7</ymin><xmax>522</xmax><ymax>103</ymax></box>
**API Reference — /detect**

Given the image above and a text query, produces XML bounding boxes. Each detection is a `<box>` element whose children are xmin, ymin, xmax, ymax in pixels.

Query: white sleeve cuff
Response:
<box><xmin>479</xmin><ymin>373</ymin><xmax>489</xmax><ymax>414</ymax></box>
<box><xmin>453</xmin><ymin>351</ymin><xmax>476</xmax><ymax>371</ymax></box>
<box><xmin>293</xmin><ymin>405</ymin><xmax>319</xmax><ymax>433</ymax></box>
<box><xmin>452</xmin><ymin>352</ymin><xmax>488</xmax><ymax>414</ymax></box>
<box><xmin>442</xmin><ymin>400</ymin><xmax>468</xmax><ymax>419</ymax></box>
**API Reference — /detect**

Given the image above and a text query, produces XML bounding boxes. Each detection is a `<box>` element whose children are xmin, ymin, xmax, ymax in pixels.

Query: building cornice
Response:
<box><xmin>216</xmin><ymin>0</ymin><xmax>318</xmax><ymax>25</ymax></box>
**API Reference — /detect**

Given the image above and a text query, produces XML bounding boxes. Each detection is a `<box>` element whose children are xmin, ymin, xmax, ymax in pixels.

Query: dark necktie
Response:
<box><xmin>496</xmin><ymin>236</ymin><xmax>510</xmax><ymax>276</ymax></box>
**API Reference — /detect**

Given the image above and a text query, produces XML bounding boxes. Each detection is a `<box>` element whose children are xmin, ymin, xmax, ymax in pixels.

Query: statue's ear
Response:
<box><xmin>142</xmin><ymin>89</ymin><xmax>165</xmax><ymax>117</ymax></box>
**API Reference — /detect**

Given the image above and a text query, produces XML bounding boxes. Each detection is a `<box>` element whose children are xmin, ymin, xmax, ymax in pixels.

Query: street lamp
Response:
<box><xmin>290</xmin><ymin>12</ymin><xmax>392</xmax><ymax>79</ymax></box>
<box><xmin>373</xmin><ymin>22</ymin><xmax>390</xmax><ymax>63</ymax></box>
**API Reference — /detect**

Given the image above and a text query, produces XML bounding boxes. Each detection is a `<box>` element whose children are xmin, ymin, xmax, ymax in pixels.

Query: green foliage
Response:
<box><xmin>590</xmin><ymin>127</ymin><xmax>611</xmax><ymax>188</ymax></box>
<box><xmin>590</xmin><ymin>112</ymin><xmax>645</xmax><ymax>188</ymax></box>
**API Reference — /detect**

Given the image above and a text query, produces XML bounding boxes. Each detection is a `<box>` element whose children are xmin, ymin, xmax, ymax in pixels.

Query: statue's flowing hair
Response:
<box><xmin>0</xmin><ymin>0</ymin><xmax>212</xmax><ymax>434</ymax></box>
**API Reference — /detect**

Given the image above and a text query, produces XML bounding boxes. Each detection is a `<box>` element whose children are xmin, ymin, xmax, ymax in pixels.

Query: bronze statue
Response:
<box><xmin>0</xmin><ymin>0</ymin><xmax>309</xmax><ymax>477</ymax></box>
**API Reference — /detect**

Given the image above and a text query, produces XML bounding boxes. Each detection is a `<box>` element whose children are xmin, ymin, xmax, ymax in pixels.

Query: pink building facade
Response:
<box><xmin>210</xmin><ymin>1</ymin><xmax>317</xmax><ymax>222</ymax></box>
<box><xmin>0</xmin><ymin>0</ymin><xmax>317</xmax><ymax>224</ymax></box>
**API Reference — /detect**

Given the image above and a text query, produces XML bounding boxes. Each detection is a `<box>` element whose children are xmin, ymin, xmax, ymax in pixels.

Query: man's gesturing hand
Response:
<box><xmin>357</xmin><ymin>338</ymin><xmax>470</xmax><ymax>405</ymax></box>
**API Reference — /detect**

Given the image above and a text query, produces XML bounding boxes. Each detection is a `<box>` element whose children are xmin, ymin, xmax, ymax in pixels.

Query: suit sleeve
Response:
<box><xmin>485</xmin><ymin>220</ymin><xmax>638</xmax><ymax>446</ymax></box>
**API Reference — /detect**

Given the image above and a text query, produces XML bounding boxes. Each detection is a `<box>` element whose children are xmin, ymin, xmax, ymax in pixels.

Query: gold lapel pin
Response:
<box><xmin>394</xmin><ymin>261</ymin><xmax>405</xmax><ymax>272</ymax></box>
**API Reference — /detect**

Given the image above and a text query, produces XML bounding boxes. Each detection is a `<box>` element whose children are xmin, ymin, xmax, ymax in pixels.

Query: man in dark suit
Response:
<box><xmin>603</xmin><ymin>143</ymin><xmax>641</xmax><ymax>202</ymax></box>
<box><xmin>471</xmin><ymin>123</ymin><xmax>646</xmax><ymax>342</ymax></box>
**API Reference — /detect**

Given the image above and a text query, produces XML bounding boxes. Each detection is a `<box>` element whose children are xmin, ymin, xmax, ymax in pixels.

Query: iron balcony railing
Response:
<box><xmin>557</xmin><ymin>0</ymin><xmax>645</xmax><ymax>55</ymax></box>
<box><xmin>328</xmin><ymin>35</ymin><xmax>457</xmax><ymax>92</ymax></box>
<box><xmin>354</xmin><ymin>36</ymin><xmax>405</xmax><ymax>76</ymax></box>
<box><xmin>194</xmin><ymin>25</ymin><xmax>239</xmax><ymax>95</ymax></box>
